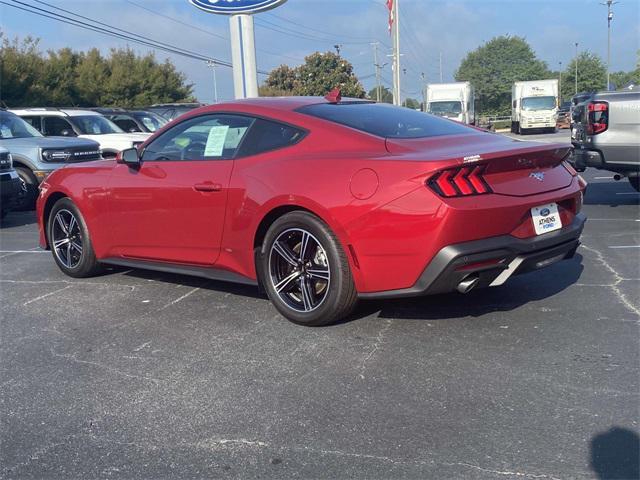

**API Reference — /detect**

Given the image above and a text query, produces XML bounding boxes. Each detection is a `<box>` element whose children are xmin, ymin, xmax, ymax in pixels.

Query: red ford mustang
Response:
<box><xmin>37</xmin><ymin>96</ymin><xmax>586</xmax><ymax>325</ymax></box>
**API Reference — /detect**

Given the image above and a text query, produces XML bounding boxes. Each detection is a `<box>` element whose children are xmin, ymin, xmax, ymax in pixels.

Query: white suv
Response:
<box><xmin>10</xmin><ymin>108</ymin><xmax>151</xmax><ymax>158</ymax></box>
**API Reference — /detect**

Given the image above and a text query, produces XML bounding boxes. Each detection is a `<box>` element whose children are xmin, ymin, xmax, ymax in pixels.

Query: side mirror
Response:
<box><xmin>117</xmin><ymin>147</ymin><xmax>141</xmax><ymax>167</ymax></box>
<box><xmin>60</xmin><ymin>129</ymin><xmax>76</xmax><ymax>137</ymax></box>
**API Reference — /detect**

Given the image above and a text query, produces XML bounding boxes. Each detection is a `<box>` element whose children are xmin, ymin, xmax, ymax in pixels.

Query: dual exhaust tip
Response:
<box><xmin>457</xmin><ymin>275</ymin><xmax>480</xmax><ymax>294</ymax></box>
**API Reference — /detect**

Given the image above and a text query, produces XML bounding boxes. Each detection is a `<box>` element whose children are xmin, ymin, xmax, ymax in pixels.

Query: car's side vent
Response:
<box><xmin>427</xmin><ymin>165</ymin><xmax>492</xmax><ymax>197</ymax></box>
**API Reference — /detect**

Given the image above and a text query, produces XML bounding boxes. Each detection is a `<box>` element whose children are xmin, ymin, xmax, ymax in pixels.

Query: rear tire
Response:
<box><xmin>47</xmin><ymin>197</ymin><xmax>103</xmax><ymax>278</ymax></box>
<box><xmin>259</xmin><ymin>211</ymin><xmax>357</xmax><ymax>326</ymax></box>
<box><xmin>15</xmin><ymin>167</ymin><xmax>38</xmax><ymax>211</ymax></box>
<box><xmin>629</xmin><ymin>176</ymin><xmax>640</xmax><ymax>192</ymax></box>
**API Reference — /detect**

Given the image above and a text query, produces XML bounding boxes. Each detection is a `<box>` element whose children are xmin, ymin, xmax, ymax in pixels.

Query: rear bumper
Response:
<box><xmin>571</xmin><ymin>147</ymin><xmax>640</xmax><ymax>175</ymax></box>
<box><xmin>359</xmin><ymin>213</ymin><xmax>586</xmax><ymax>299</ymax></box>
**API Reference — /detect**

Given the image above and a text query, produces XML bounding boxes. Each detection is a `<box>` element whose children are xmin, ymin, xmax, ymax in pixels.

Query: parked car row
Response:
<box><xmin>0</xmin><ymin>103</ymin><xmax>203</xmax><ymax>216</ymax></box>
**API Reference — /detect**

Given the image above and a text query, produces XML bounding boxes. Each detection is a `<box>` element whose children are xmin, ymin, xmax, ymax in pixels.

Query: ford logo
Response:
<box><xmin>530</xmin><ymin>172</ymin><xmax>545</xmax><ymax>182</ymax></box>
<box><xmin>189</xmin><ymin>0</ymin><xmax>287</xmax><ymax>14</ymax></box>
<box><xmin>540</xmin><ymin>208</ymin><xmax>551</xmax><ymax>217</ymax></box>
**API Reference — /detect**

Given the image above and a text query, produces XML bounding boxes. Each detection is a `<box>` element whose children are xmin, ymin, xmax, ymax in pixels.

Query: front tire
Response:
<box><xmin>47</xmin><ymin>197</ymin><xmax>102</xmax><ymax>278</ymax></box>
<box><xmin>259</xmin><ymin>211</ymin><xmax>357</xmax><ymax>326</ymax></box>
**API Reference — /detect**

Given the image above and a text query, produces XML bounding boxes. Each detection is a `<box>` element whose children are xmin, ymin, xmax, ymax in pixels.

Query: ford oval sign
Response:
<box><xmin>189</xmin><ymin>0</ymin><xmax>287</xmax><ymax>14</ymax></box>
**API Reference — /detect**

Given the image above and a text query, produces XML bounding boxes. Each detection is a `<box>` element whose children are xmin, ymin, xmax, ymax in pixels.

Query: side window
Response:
<box><xmin>238</xmin><ymin>118</ymin><xmax>306</xmax><ymax>157</ymax></box>
<box><xmin>141</xmin><ymin>114</ymin><xmax>254</xmax><ymax>162</ymax></box>
<box><xmin>43</xmin><ymin>116</ymin><xmax>75</xmax><ymax>136</ymax></box>
<box><xmin>22</xmin><ymin>116</ymin><xmax>42</xmax><ymax>132</ymax></box>
<box><xmin>112</xmin><ymin>116</ymin><xmax>140</xmax><ymax>132</ymax></box>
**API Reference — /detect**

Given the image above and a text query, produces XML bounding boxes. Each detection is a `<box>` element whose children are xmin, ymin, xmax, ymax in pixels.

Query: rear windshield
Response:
<box><xmin>297</xmin><ymin>102</ymin><xmax>471</xmax><ymax>139</ymax></box>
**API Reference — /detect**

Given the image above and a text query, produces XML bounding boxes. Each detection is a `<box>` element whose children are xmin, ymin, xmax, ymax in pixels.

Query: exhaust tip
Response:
<box><xmin>457</xmin><ymin>275</ymin><xmax>480</xmax><ymax>294</ymax></box>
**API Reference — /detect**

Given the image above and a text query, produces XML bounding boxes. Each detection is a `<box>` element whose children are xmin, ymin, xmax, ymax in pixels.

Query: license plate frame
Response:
<box><xmin>531</xmin><ymin>203</ymin><xmax>562</xmax><ymax>235</ymax></box>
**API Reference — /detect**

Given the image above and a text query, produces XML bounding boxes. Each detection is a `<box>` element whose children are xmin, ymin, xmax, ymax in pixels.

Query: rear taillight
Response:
<box><xmin>428</xmin><ymin>165</ymin><xmax>492</xmax><ymax>197</ymax></box>
<box><xmin>587</xmin><ymin>101</ymin><xmax>608</xmax><ymax>135</ymax></box>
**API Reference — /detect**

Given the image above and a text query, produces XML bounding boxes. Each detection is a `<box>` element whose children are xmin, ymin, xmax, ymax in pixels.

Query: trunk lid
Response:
<box><xmin>385</xmin><ymin>132</ymin><xmax>573</xmax><ymax>197</ymax></box>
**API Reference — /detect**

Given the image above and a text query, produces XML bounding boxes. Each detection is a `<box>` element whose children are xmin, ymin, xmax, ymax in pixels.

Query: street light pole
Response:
<box><xmin>559</xmin><ymin>61</ymin><xmax>562</xmax><ymax>103</ymax></box>
<box><xmin>574</xmin><ymin>42</ymin><xmax>579</xmax><ymax>95</ymax></box>
<box><xmin>206</xmin><ymin>60</ymin><xmax>218</xmax><ymax>104</ymax></box>
<box><xmin>602</xmin><ymin>0</ymin><xmax>617</xmax><ymax>90</ymax></box>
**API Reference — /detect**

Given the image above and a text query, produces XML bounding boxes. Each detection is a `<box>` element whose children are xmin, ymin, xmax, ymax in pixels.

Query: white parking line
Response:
<box><xmin>588</xmin><ymin>218</ymin><xmax>640</xmax><ymax>221</ymax></box>
<box><xmin>616</xmin><ymin>192</ymin><xmax>639</xmax><ymax>195</ymax></box>
<box><xmin>0</xmin><ymin>250</ymin><xmax>47</xmax><ymax>253</ymax></box>
<box><xmin>594</xmin><ymin>176</ymin><xmax>612</xmax><ymax>179</ymax></box>
<box><xmin>608</xmin><ymin>245</ymin><xmax>640</xmax><ymax>249</ymax></box>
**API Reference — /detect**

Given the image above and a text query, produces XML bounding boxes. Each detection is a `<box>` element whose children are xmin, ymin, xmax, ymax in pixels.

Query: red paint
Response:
<box><xmin>37</xmin><ymin>97</ymin><xmax>585</xmax><ymax>295</ymax></box>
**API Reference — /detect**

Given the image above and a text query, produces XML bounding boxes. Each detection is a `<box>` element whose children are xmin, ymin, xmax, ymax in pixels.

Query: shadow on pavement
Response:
<box><xmin>590</xmin><ymin>427</ymin><xmax>640</xmax><ymax>480</ymax></box>
<box><xmin>0</xmin><ymin>210</ymin><xmax>37</xmax><ymax>228</ymax></box>
<box><xmin>350</xmin><ymin>254</ymin><xmax>584</xmax><ymax>322</ymax></box>
<box><xmin>584</xmin><ymin>181</ymin><xmax>640</xmax><ymax>207</ymax></box>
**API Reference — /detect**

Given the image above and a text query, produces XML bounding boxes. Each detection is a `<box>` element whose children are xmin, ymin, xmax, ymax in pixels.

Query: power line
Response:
<box><xmin>125</xmin><ymin>0</ymin><xmax>304</xmax><ymax>64</ymax></box>
<box><xmin>4</xmin><ymin>0</ymin><xmax>269</xmax><ymax>75</ymax></box>
<box><xmin>264</xmin><ymin>11</ymin><xmax>391</xmax><ymax>48</ymax></box>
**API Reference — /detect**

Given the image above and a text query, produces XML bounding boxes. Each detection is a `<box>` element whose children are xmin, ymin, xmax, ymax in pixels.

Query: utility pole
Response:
<box><xmin>559</xmin><ymin>61</ymin><xmax>562</xmax><ymax>103</ymax></box>
<box><xmin>334</xmin><ymin>44</ymin><xmax>342</xmax><ymax>56</ymax></box>
<box><xmin>602</xmin><ymin>0</ymin><xmax>617</xmax><ymax>90</ymax></box>
<box><xmin>392</xmin><ymin>0</ymin><xmax>401</xmax><ymax>106</ymax></box>
<box><xmin>371</xmin><ymin>42</ymin><xmax>385</xmax><ymax>102</ymax></box>
<box><xmin>439</xmin><ymin>52</ymin><xmax>443</xmax><ymax>83</ymax></box>
<box><xmin>574</xmin><ymin>42</ymin><xmax>579</xmax><ymax>94</ymax></box>
<box><xmin>206</xmin><ymin>60</ymin><xmax>218</xmax><ymax>104</ymax></box>
<box><xmin>421</xmin><ymin>72</ymin><xmax>426</xmax><ymax>111</ymax></box>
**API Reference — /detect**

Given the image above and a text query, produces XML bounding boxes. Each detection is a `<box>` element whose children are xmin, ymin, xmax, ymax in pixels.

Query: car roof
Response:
<box><xmin>194</xmin><ymin>96</ymin><xmax>371</xmax><ymax>115</ymax></box>
<box><xmin>10</xmin><ymin>108</ymin><xmax>101</xmax><ymax>117</ymax></box>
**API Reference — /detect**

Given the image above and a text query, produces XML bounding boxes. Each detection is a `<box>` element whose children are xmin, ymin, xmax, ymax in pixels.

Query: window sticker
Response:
<box><xmin>224</xmin><ymin>127</ymin><xmax>248</xmax><ymax>149</ymax></box>
<box><xmin>0</xmin><ymin>125</ymin><xmax>13</xmax><ymax>138</ymax></box>
<box><xmin>204</xmin><ymin>125</ymin><xmax>229</xmax><ymax>157</ymax></box>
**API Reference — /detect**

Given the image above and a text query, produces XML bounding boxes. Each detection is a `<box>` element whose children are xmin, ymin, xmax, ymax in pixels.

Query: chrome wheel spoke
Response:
<box><xmin>273</xmin><ymin>241</ymin><xmax>298</xmax><ymax>266</ymax></box>
<box><xmin>68</xmin><ymin>215</ymin><xmax>77</xmax><ymax>235</ymax></box>
<box><xmin>307</xmin><ymin>267</ymin><xmax>329</xmax><ymax>281</ymax></box>
<box><xmin>71</xmin><ymin>241</ymin><xmax>83</xmax><ymax>254</ymax></box>
<box><xmin>55</xmin><ymin>213</ymin><xmax>69</xmax><ymax>235</ymax></box>
<box><xmin>300</xmin><ymin>276</ymin><xmax>315</xmax><ymax>311</ymax></box>
<box><xmin>53</xmin><ymin>238</ymin><xmax>70</xmax><ymax>249</ymax></box>
<box><xmin>275</xmin><ymin>270</ymin><xmax>300</xmax><ymax>293</ymax></box>
<box><xmin>299</xmin><ymin>231</ymin><xmax>311</xmax><ymax>261</ymax></box>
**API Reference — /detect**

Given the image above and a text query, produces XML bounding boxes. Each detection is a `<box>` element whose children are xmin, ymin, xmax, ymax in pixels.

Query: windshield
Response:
<box><xmin>521</xmin><ymin>96</ymin><xmax>556</xmax><ymax>111</ymax></box>
<box><xmin>297</xmin><ymin>102</ymin><xmax>470</xmax><ymax>139</ymax></box>
<box><xmin>72</xmin><ymin>115</ymin><xmax>123</xmax><ymax>134</ymax></box>
<box><xmin>428</xmin><ymin>101</ymin><xmax>462</xmax><ymax>116</ymax></box>
<box><xmin>0</xmin><ymin>111</ymin><xmax>43</xmax><ymax>139</ymax></box>
<box><xmin>133</xmin><ymin>111</ymin><xmax>168</xmax><ymax>132</ymax></box>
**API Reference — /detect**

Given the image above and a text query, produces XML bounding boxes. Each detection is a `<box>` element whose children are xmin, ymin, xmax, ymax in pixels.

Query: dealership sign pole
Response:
<box><xmin>189</xmin><ymin>0</ymin><xmax>288</xmax><ymax>99</ymax></box>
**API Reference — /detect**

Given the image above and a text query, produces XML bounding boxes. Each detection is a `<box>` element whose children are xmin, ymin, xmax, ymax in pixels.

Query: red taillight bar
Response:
<box><xmin>428</xmin><ymin>165</ymin><xmax>492</xmax><ymax>197</ymax></box>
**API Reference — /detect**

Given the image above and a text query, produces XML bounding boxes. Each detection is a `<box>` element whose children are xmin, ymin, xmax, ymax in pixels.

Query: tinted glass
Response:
<box><xmin>22</xmin><ymin>116</ymin><xmax>42</xmax><ymax>131</ymax></box>
<box><xmin>298</xmin><ymin>102</ymin><xmax>470</xmax><ymax>138</ymax></box>
<box><xmin>521</xmin><ymin>96</ymin><xmax>556</xmax><ymax>111</ymax></box>
<box><xmin>72</xmin><ymin>115</ymin><xmax>123</xmax><ymax>134</ymax></box>
<box><xmin>111</xmin><ymin>115</ymin><xmax>140</xmax><ymax>132</ymax></box>
<box><xmin>142</xmin><ymin>114</ymin><xmax>254</xmax><ymax>161</ymax></box>
<box><xmin>428</xmin><ymin>101</ymin><xmax>462</xmax><ymax>116</ymax></box>
<box><xmin>44</xmin><ymin>116</ymin><xmax>75</xmax><ymax>136</ymax></box>
<box><xmin>132</xmin><ymin>112</ymin><xmax>167</xmax><ymax>132</ymax></box>
<box><xmin>238</xmin><ymin>118</ymin><xmax>305</xmax><ymax>157</ymax></box>
<box><xmin>0</xmin><ymin>112</ymin><xmax>43</xmax><ymax>138</ymax></box>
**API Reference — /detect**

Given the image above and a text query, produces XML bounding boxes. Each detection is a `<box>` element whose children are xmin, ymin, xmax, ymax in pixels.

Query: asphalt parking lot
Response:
<box><xmin>1</xmin><ymin>130</ymin><xmax>639</xmax><ymax>479</ymax></box>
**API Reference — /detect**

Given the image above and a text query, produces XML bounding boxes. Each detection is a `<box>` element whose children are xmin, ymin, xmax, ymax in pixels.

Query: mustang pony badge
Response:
<box><xmin>530</xmin><ymin>172</ymin><xmax>545</xmax><ymax>182</ymax></box>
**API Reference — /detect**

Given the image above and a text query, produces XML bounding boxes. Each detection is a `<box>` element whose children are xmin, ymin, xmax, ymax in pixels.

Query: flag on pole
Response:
<box><xmin>387</xmin><ymin>0</ymin><xmax>394</xmax><ymax>34</ymax></box>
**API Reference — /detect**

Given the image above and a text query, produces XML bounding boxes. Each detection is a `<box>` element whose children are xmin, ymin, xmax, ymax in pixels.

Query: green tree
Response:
<box><xmin>562</xmin><ymin>51</ymin><xmax>607</xmax><ymax>98</ymax></box>
<box><xmin>367</xmin><ymin>85</ymin><xmax>393</xmax><ymax>103</ymax></box>
<box><xmin>455</xmin><ymin>35</ymin><xmax>550</xmax><ymax>115</ymax></box>
<box><xmin>404</xmin><ymin>98</ymin><xmax>420</xmax><ymax>109</ymax></box>
<box><xmin>0</xmin><ymin>33</ymin><xmax>195</xmax><ymax>107</ymax></box>
<box><xmin>261</xmin><ymin>52</ymin><xmax>365</xmax><ymax>98</ymax></box>
<box><xmin>0</xmin><ymin>34</ymin><xmax>46</xmax><ymax>106</ymax></box>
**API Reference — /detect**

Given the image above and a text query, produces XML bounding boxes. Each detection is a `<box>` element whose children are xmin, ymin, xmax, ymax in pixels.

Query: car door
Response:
<box><xmin>105</xmin><ymin>113</ymin><xmax>254</xmax><ymax>265</ymax></box>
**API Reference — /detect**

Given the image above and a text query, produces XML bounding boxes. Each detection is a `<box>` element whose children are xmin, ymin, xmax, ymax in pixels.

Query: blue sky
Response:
<box><xmin>2</xmin><ymin>0</ymin><xmax>639</xmax><ymax>103</ymax></box>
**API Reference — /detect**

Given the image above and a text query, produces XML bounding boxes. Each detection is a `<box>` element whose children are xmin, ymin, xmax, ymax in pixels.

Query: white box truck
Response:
<box><xmin>425</xmin><ymin>82</ymin><xmax>475</xmax><ymax>125</ymax></box>
<box><xmin>511</xmin><ymin>79</ymin><xmax>558</xmax><ymax>134</ymax></box>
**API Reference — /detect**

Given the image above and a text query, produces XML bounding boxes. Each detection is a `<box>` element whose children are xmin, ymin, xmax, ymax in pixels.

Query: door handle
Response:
<box><xmin>193</xmin><ymin>182</ymin><xmax>222</xmax><ymax>192</ymax></box>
